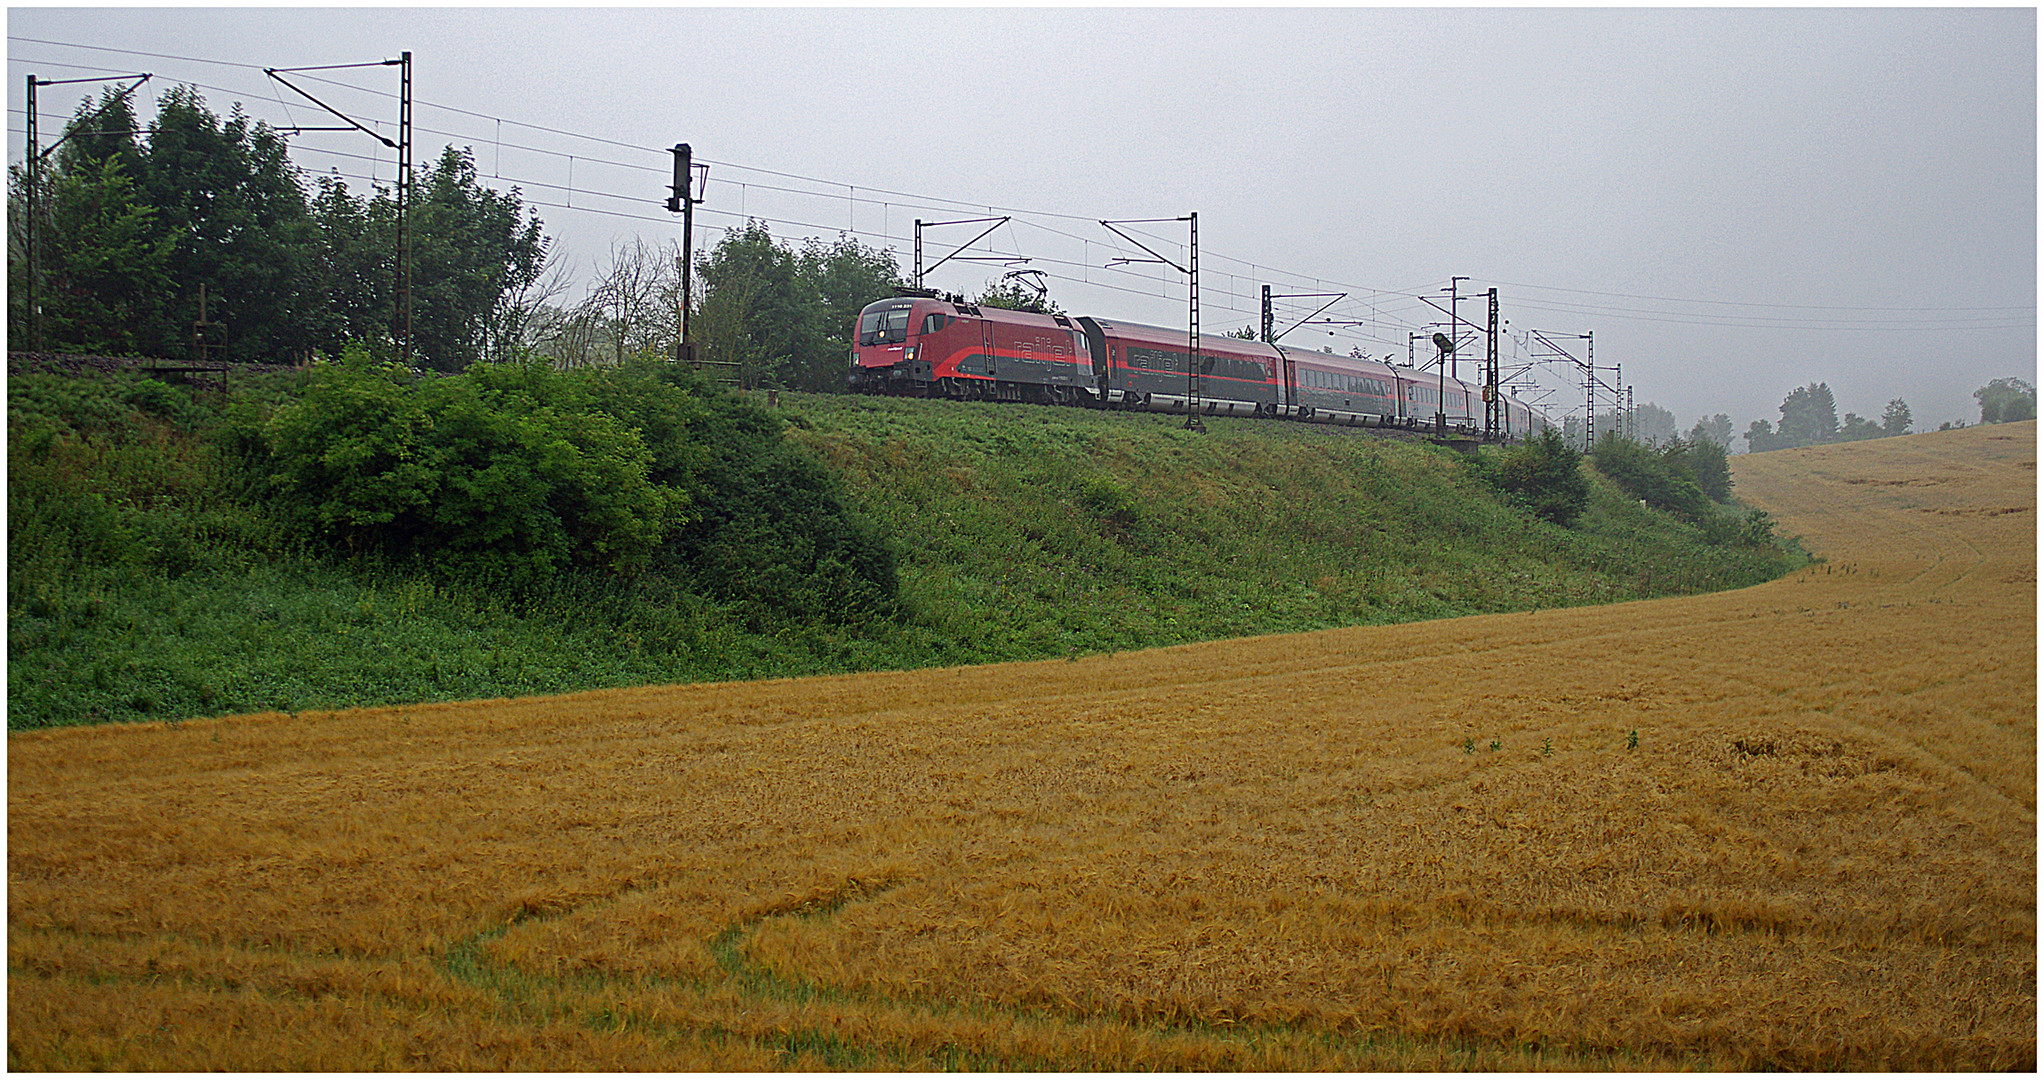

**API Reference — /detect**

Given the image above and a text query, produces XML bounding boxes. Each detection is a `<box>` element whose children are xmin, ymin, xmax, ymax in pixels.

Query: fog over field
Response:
<box><xmin>10</xmin><ymin>7</ymin><xmax>2034</xmax><ymax>430</ymax></box>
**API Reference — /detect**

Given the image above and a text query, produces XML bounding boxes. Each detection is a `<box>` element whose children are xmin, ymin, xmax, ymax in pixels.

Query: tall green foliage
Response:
<box><xmin>1776</xmin><ymin>382</ymin><xmax>1839</xmax><ymax>447</ymax></box>
<box><xmin>1975</xmin><ymin>378</ymin><xmax>2036</xmax><ymax>424</ymax></box>
<box><xmin>266</xmin><ymin>348</ymin><xmax>679</xmax><ymax>588</ymax></box>
<box><xmin>695</xmin><ymin>221</ymin><xmax>810</xmax><ymax>389</ymax></box>
<box><xmin>670</xmin><ymin>394</ymin><xmax>899</xmax><ymax>625</ymax></box>
<box><xmin>7</xmin><ymin>84</ymin><xmax>551</xmax><ymax>368</ymax></box>
<box><xmin>692</xmin><ymin>220</ymin><xmax>903</xmax><ymax>392</ymax></box>
<box><xmin>1589</xmin><ymin>432</ymin><xmax>1713</xmax><ymax>520</ymax></box>
<box><xmin>1687</xmin><ymin>412</ymin><xmax>1734</xmax><ymax>450</ymax></box>
<box><xmin>1680</xmin><ymin>436</ymin><xmax>1733</xmax><ymax>502</ymax></box>
<box><xmin>973</xmin><ymin>274</ymin><xmax>1063</xmax><ymax>316</ymax></box>
<box><xmin>1880</xmin><ymin>398</ymin><xmax>1913</xmax><ymax>436</ymax></box>
<box><xmin>10</xmin><ymin>88</ymin><xmax>167</xmax><ymax>353</ymax></box>
<box><xmin>38</xmin><ymin>156</ymin><xmax>173</xmax><ymax>354</ymax></box>
<box><xmin>1837</xmin><ymin>411</ymin><xmax>1883</xmax><ymax>441</ymax></box>
<box><xmin>1745</xmin><ymin>384</ymin><xmax>1917</xmax><ymax>452</ymax></box>
<box><xmin>801</xmin><ymin>234</ymin><xmax>908</xmax><ymax>384</ymax></box>
<box><xmin>258</xmin><ymin>351</ymin><xmax>890</xmax><ymax>608</ymax></box>
<box><xmin>1482</xmin><ymin>427</ymin><xmax>1590</xmax><ymax>526</ymax></box>
<box><xmin>140</xmin><ymin>86</ymin><xmax>315</xmax><ymax>362</ymax></box>
<box><xmin>408</xmin><ymin>147</ymin><xmax>551</xmax><ymax>370</ymax></box>
<box><xmin>303</xmin><ymin>173</ymin><xmax>390</xmax><ymax>357</ymax></box>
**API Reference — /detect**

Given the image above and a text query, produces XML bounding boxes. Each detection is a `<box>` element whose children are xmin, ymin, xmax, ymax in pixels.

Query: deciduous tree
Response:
<box><xmin>1975</xmin><ymin>378</ymin><xmax>2036</xmax><ymax>424</ymax></box>
<box><xmin>1743</xmin><ymin>418</ymin><xmax>1781</xmax><ymax>453</ymax></box>
<box><xmin>140</xmin><ymin>86</ymin><xmax>315</xmax><ymax>362</ymax></box>
<box><xmin>408</xmin><ymin>146</ymin><xmax>550</xmax><ymax>370</ymax></box>
<box><xmin>1629</xmin><ymin>401</ymin><xmax>1677</xmax><ymax>445</ymax></box>
<box><xmin>1838</xmin><ymin>412</ymin><xmax>1882</xmax><ymax>441</ymax></box>
<box><xmin>800</xmin><ymin>234</ymin><xmax>905</xmax><ymax>388</ymax></box>
<box><xmin>1688</xmin><ymin>413</ymin><xmax>1733</xmax><ymax>451</ymax></box>
<box><xmin>694</xmin><ymin>220</ymin><xmax>810</xmax><ymax>390</ymax></box>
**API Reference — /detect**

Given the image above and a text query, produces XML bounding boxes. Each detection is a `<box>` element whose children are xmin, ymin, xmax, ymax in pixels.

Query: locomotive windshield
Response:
<box><xmin>858</xmin><ymin>306</ymin><xmax>912</xmax><ymax>346</ymax></box>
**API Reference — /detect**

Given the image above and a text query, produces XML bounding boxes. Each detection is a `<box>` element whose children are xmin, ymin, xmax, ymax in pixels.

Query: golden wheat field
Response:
<box><xmin>9</xmin><ymin>422</ymin><xmax>2035</xmax><ymax>1070</ymax></box>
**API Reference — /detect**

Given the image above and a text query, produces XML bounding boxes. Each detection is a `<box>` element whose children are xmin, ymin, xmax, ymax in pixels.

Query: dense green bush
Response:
<box><xmin>258</xmin><ymin>351</ymin><xmax>896</xmax><ymax>610</ymax></box>
<box><xmin>1677</xmin><ymin>437</ymin><xmax>1732</xmax><ymax>502</ymax></box>
<box><xmin>266</xmin><ymin>348</ymin><xmax>681</xmax><ymax>588</ymax></box>
<box><xmin>1480</xmin><ymin>427</ymin><xmax>1590</xmax><ymax>526</ymax></box>
<box><xmin>9</xmin><ymin>371</ymin><xmax>277</xmax><ymax>582</ymax></box>
<box><xmin>1590</xmin><ymin>432</ymin><xmax>1711</xmax><ymax>520</ymax></box>
<box><xmin>665</xmin><ymin>384</ymin><xmax>898</xmax><ymax>626</ymax></box>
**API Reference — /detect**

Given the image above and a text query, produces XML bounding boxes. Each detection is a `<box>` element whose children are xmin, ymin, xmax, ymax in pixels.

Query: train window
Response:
<box><xmin>921</xmin><ymin>313</ymin><xmax>948</xmax><ymax>335</ymax></box>
<box><xmin>859</xmin><ymin>308</ymin><xmax>912</xmax><ymax>346</ymax></box>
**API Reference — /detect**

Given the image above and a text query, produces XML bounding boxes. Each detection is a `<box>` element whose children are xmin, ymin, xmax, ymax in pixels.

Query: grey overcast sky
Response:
<box><xmin>8</xmin><ymin>6</ymin><xmax>2036</xmax><ymax>435</ymax></box>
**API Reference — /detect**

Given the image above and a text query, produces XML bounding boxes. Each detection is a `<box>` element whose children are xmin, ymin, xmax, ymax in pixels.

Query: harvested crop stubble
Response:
<box><xmin>9</xmin><ymin>422</ymin><xmax>2034</xmax><ymax>1070</ymax></box>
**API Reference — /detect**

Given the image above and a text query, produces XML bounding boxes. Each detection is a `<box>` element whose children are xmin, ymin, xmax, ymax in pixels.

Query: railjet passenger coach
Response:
<box><xmin>849</xmin><ymin>294</ymin><xmax>1548</xmax><ymax>439</ymax></box>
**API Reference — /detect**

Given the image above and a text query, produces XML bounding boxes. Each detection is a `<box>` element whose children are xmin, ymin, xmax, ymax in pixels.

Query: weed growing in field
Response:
<box><xmin>1628</xmin><ymin>729</ymin><xmax>1639</xmax><ymax>750</ymax></box>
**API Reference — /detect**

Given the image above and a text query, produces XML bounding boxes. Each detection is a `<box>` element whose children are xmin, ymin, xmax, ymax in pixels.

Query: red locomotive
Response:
<box><xmin>850</xmin><ymin>294</ymin><xmax>1549</xmax><ymax>439</ymax></box>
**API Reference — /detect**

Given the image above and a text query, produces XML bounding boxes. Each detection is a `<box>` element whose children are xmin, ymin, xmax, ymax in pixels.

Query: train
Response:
<box><xmin>848</xmin><ymin>292</ymin><xmax>1552</xmax><ymax>439</ymax></box>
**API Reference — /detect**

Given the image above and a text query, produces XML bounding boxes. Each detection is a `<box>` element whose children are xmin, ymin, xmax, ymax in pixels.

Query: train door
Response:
<box><xmin>1069</xmin><ymin>329</ymin><xmax>1092</xmax><ymax>394</ymax></box>
<box><xmin>981</xmin><ymin>317</ymin><xmax>996</xmax><ymax>383</ymax></box>
<box><xmin>1075</xmin><ymin>317</ymin><xmax>1111</xmax><ymax>398</ymax></box>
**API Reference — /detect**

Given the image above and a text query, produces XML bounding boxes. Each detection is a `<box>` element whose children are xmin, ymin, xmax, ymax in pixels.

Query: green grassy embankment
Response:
<box><xmin>7</xmin><ymin>368</ymin><xmax>1798</xmax><ymax>730</ymax></box>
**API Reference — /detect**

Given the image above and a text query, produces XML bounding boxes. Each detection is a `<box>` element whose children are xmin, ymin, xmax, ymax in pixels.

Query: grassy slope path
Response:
<box><xmin>9</xmin><ymin>423</ymin><xmax>2034</xmax><ymax>1070</ymax></box>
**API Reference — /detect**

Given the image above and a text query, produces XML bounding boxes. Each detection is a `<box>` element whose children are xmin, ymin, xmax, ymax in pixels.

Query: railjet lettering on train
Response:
<box><xmin>849</xmin><ymin>294</ymin><xmax>1552</xmax><ymax>438</ymax></box>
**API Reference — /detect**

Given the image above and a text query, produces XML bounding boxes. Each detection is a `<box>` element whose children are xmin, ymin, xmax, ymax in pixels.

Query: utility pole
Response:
<box><xmin>1431</xmin><ymin>331</ymin><xmax>1453</xmax><ymax>433</ymax></box>
<box><xmin>26</xmin><ymin>74</ymin><xmax>38</xmax><ymax>354</ymax></box>
<box><xmin>1448</xmin><ymin>276</ymin><xmax>1467</xmax><ymax>380</ymax></box>
<box><xmin>267</xmin><ymin>54</ymin><xmax>411</xmax><ymax>362</ymax></box>
<box><xmin>388</xmin><ymin>51</ymin><xmax>408</xmax><ymax>366</ymax></box>
<box><xmin>1528</xmin><ymin>328</ymin><xmax>1595</xmax><ymax>450</ymax></box>
<box><xmin>912</xmin><ymin>216</ymin><xmax>1014</xmax><ymax>291</ymax></box>
<box><xmin>1101</xmin><ymin>214</ymin><xmax>1201</xmax><ymax>430</ymax></box>
<box><xmin>1583</xmin><ymin>342</ymin><xmax>1594</xmax><ymax>448</ymax></box>
<box><xmin>666</xmin><ymin>143</ymin><xmax>707</xmax><ymax>361</ymax></box>
<box><xmin>22</xmin><ymin>71</ymin><xmax>151</xmax><ymax>353</ymax></box>
<box><xmin>1264</xmin><ymin>286</ymin><xmax>1352</xmax><ymax>414</ymax></box>
<box><xmin>396</xmin><ymin>51</ymin><xmax>412</xmax><ymax>365</ymax></box>
<box><xmin>1484</xmin><ymin>288</ymin><xmax>1501</xmax><ymax>440</ymax></box>
<box><xmin>1614</xmin><ymin>362</ymin><xmax>1624</xmax><ymax>439</ymax></box>
<box><xmin>1190</xmin><ymin>211</ymin><xmax>1199</xmax><ymax>424</ymax></box>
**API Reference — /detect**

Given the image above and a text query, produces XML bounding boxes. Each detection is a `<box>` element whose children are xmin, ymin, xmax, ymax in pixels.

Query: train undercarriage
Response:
<box><xmin>851</xmin><ymin>369</ymin><xmax>1475</xmax><ymax>435</ymax></box>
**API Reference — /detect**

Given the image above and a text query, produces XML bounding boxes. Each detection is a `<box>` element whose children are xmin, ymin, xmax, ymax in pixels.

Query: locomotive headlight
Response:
<box><xmin>904</xmin><ymin>346</ymin><xmax>918</xmax><ymax>362</ymax></box>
